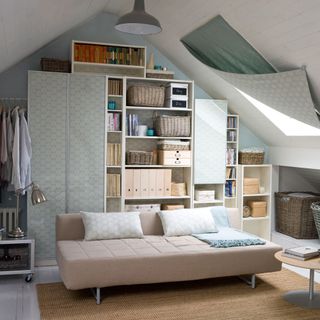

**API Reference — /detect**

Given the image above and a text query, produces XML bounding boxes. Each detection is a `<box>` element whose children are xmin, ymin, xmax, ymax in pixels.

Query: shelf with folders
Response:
<box><xmin>225</xmin><ymin>114</ymin><xmax>239</xmax><ymax>208</ymax></box>
<box><xmin>123</xmin><ymin>77</ymin><xmax>194</xmax><ymax>211</ymax></box>
<box><xmin>72</xmin><ymin>40</ymin><xmax>146</xmax><ymax>77</ymax></box>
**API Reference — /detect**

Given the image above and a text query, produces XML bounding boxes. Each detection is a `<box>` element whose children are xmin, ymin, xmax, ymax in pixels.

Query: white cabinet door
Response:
<box><xmin>194</xmin><ymin>99</ymin><xmax>227</xmax><ymax>184</ymax></box>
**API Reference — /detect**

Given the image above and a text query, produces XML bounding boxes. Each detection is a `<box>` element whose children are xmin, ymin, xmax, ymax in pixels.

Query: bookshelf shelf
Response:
<box><xmin>107</xmin><ymin>131</ymin><xmax>122</xmax><ymax>133</ymax></box>
<box><xmin>194</xmin><ymin>200</ymin><xmax>224</xmax><ymax>204</ymax></box>
<box><xmin>73</xmin><ymin>61</ymin><xmax>145</xmax><ymax>69</ymax></box>
<box><xmin>125</xmin><ymin>196</ymin><xmax>191</xmax><ymax>200</ymax></box>
<box><xmin>106</xmin><ymin>165</ymin><xmax>121</xmax><ymax>168</ymax></box>
<box><xmin>107</xmin><ymin>110</ymin><xmax>122</xmax><ymax>113</ymax></box>
<box><xmin>126</xmin><ymin>106</ymin><xmax>192</xmax><ymax>112</ymax></box>
<box><xmin>243</xmin><ymin>193</ymin><xmax>270</xmax><ymax>197</ymax></box>
<box><xmin>243</xmin><ymin>216</ymin><xmax>270</xmax><ymax>221</ymax></box>
<box><xmin>126</xmin><ymin>136</ymin><xmax>192</xmax><ymax>140</ymax></box>
<box><xmin>108</xmin><ymin>94</ymin><xmax>123</xmax><ymax>98</ymax></box>
<box><xmin>125</xmin><ymin>165</ymin><xmax>191</xmax><ymax>168</ymax></box>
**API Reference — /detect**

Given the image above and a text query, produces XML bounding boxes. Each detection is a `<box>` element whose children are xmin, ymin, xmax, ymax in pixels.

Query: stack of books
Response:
<box><xmin>106</xmin><ymin>174</ymin><xmax>121</xmax><ymax>197</ymax></box>
<box><xmin>108</xmin><ymin>79</ymin><xmax>123</xmax><ymax>95</ymax></box>
<box><xmin>126</xmin><ymin>114</ymin><xmax>139</xmax><ymax>136</ymax></box>
<box><xmin>107</xmin><ymin>113</ymin><xmax>121</xmax><ymax>131</ymax></box>
<box><xmin>282</xmin><ymin>247</ymin><xmax>320</xmax><ymax>261</ymax></box>
<box><xmin>226</xmin><ymin>148</ymin><xmax>236</xmax><ymax>165</ymax></box>
<box><xmin>225</xmin><ymin>181</ymin><xmax>236</xmax><ymax>197</ymax></box>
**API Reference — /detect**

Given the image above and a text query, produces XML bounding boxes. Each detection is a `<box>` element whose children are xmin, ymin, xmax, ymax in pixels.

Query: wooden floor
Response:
<box><xmin>1</xmin><ymin>232</ymin><xmax>320</xmax><ymax>320</ymax></box>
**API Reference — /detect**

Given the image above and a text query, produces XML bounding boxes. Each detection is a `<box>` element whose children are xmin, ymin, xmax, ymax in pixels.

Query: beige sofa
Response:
<box><xmin>56</xmin><ymin>209</ymin><xmax>282</xmax><ymax>304</ymax></box>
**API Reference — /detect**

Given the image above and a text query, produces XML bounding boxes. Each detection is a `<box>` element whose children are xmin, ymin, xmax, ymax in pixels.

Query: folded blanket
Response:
<box><xmin>193</xmin><ymin>227</ymin><xmax>266</xmax><ymax>248</ymax></box>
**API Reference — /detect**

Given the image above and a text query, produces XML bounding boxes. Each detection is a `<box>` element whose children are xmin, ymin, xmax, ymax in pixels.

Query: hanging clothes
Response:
<box><xmin>11</xmin><ymin>107</ymin><xmax>21</xmax><ymax>191</ymax></box>
<box><xmin>4</xmin><ymin>111</ymin><xmax>13</xmax><ymax>183</ymax></box>
<box><xmin>19</xmin><ymin>110</ymin><xmax>32</xmax><ymax>194</ymax></box>
<box><xmin>0</xmin><ymin>111</ymin><xmax>8</xmax><ymax>185</ymax></box>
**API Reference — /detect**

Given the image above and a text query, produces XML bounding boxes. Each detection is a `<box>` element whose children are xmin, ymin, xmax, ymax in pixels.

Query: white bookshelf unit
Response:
<box><xmin>238</xmin><ymin>164</ymin><xmax>272</xmax><ymax>240</ymax></box>
<box><xmin>104</xmin><ymin>76</ymin><xmax>194</xmax><ymax>212</ymax></box>
<box><xmin>225</xmin><ymin>114</ymin><xmax>239</xmax><ymax>208</ymax></box>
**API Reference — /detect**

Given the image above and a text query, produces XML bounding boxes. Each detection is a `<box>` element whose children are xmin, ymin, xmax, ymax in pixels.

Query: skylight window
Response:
<box><xmin>235</xmin><ymin>88</ymin><xmax>320</xmax><ymax>136</ymax></box>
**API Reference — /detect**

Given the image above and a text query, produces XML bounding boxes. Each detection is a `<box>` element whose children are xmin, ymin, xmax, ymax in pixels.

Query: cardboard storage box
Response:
<box><xmin>243</xmin><ymin>178</ymin><xmax>260</xmax><ymax>194</ymax></box>
<box><xmin>195</xmin><ymin>190</ymin><xmax>215</xmax><ymax>202</ymax></box>
<box><xmin>247</xmin><ymin>200</ymin><xmax>267</xmax><ymax>217</ymax></box>
<box><xmin>158</xmin><ymin>150</ymin><xmax>191</xmax><ymax>166</ymax></box>
<box><xmin>125</xmin><ymin>204</ymin><xmax>161</xmax><ymax>213</ymax></box>
<box><xmin>162</xmin><ymin>204</ymin><xmax>185</xmax><ymax>210</ymax></box>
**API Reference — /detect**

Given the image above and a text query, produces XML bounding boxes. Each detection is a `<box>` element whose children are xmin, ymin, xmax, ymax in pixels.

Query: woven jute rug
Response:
<box><xmin>37</xmin><ymin>269</ymin><xmax>320</xmax><ymax>320</ymax></box>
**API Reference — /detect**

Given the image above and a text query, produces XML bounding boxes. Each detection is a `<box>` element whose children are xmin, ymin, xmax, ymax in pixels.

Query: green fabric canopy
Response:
<box><xmin>181</xmin><ymin>15</ymin><xmax>276</xmax><ymax>74</ymax></box>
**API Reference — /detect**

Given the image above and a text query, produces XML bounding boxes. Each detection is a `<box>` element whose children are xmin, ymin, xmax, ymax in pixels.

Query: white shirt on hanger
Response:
<box><xmin>19</xmin><ymin>110</ymin><xmax>32</xmax><ymax>194</ymax></box>
<box><xmin>11</xmin><ymin>108</ymin><xmax>21</xmax><ymax>191</ymax></box>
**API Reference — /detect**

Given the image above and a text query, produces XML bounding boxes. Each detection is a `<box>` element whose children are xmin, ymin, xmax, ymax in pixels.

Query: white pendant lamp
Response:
<box><xmin>115</xmin><ymin>0</ymin><xmax>162</xmax><ymax>35</ymax></box>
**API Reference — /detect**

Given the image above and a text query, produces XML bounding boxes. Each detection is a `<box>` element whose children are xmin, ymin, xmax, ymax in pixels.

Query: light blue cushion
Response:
<box><xmin>210</xmin><ymin>206</ymin><xmax>230</xmax><ymax>228</ymax></box>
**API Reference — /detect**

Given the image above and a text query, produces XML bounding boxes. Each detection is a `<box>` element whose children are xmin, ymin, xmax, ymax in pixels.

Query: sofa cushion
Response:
<box><xmin>158</xmin><ymin>208</ymin><xmax>218</xmax><ymax>236</ymax></box>
<box><xmin>80</xmin><ymin>211</ymin><xmax>143</xmax><ymax>241</ymax></box>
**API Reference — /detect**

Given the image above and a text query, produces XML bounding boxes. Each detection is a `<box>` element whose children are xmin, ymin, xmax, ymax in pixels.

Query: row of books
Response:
<box><xmin>226</xmin><ymin>167</ymin><xmax>236</xmax><ymax>179</ymax></box>
<box><xmin>282</xmin><ymin>247</ymin><xmax>319</xmax><ymax>261</ymax></box>
<box><xmin>126</xmin><ymin>114</ymin><xmax>139</xmax><ymax>136</ymax></box>
<box><xmin>74</xmin><ymin>44</ymin><xmax>144</xmax><ymax>66</ymax></box>
<box><xmin>227</xmin><ymin>117</ymin><xmax>237</xmax><ymax>128</ymax></box>
<box><xmin>107</xmin><ymin>144</ymin><xmax>121</xmax><ymax>166</ymax></box>
<box><xmin>107</xmin><ymin>113</ymin><xmax>121</xmax><ymax>132</ymax></box>
<box><xmin>227</xmin><ymin>131</ymin><xmax>237</xmax><ymax>142</ymax></box>
<box><xmin>226</xmin><ymin>148</ymin><xmax>237</xmax><ymax>165</ymax></box>
<box><xmin>108</xmin><ymin>79</ymin><xmax>123</xmax><ymax>96</ymax></box>
<box><xmin>106</xmin><ymin>174</ymin><xmax>121</xmax><ymax>197</ymax></box>
<box><xmin>225</xmin><ymin>181</ymin><xmax>236</xmax><ymax>197</ymax></box>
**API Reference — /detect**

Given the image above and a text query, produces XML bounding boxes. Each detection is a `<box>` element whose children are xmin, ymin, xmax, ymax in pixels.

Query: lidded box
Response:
<box><xmin>243</xmin><ymin>178</ymin><xmax>260</xmax><ymax>194</ymax></box>
<box><xmin>247</xmin><ymin>200</ymin><xmax>267</xmax><ymax>217</ymax></box>
<box><xmin>195</xmin><ymin>190</ymin><xmax>215</xmax><ymax>202</ymax></box>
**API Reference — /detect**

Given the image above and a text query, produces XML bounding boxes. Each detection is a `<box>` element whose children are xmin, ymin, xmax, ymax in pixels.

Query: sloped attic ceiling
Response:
<box><xmin>1</xmin><ymin>0</ymin><xmax>320</xmax><ymax>150</ymax></box>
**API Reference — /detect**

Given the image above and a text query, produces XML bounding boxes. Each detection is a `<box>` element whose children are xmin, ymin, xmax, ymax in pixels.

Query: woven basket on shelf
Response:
<box><xmin>239</xmin><ymin>152</ymin><xmax>264</xmax><ymax>164</ymax></box>
<box><xmin>157</xmin><ymin>140</ymin><xmax>190</xmax><ymax>151</ymax></box>
<box><xmin>154</xmin><ymin>115</ymin><xmax>191</xmax><ymax>137</ymax></box>
<box><xmin>275</xmin><ymin>192</ymin><xmax>320</xmax><ymax>239</ymax></box>
<box><xmin>126</xmin><ymin>151</ymin><xmax>153</xmax><ymax>165</ymax></box>
<box><xmin>40</xmin><ymin>58</ymin><xmax>71</xmax><ymax>73</ymax></box>
<box><xmin>311</xmin><ymin>201</ymin><xmax>320</xmax><ymax>239</ymax></box>
<box><xmin>127</xmin><ymin>85</ymin><xmax>165</xmax><ymax>107</ymax></box>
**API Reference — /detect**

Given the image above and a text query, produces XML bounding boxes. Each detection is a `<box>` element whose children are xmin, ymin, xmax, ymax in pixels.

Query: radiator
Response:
<box><xmin>0</xmin><ymin>208</ymin><xmax>17</xmax><ymax>232</ymax></box>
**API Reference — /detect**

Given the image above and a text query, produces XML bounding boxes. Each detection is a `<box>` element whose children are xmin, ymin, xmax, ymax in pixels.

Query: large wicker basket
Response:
<box><xmin>311</xmin><ymin>202</ymin><xmax>320</xmax><ymax>239</ymax></box>
<box><xmin>126</xmin><ymin>151</ymin><xmax>153</xmax><ymax>165</ymax></box>
<box><xmin>275</xmin><ymin>192</ymin><xmax>320</xmax><ymax>239</ymax></box>
<box><xmin>41</xmin><ymin>58</ymin><xmax>71</xmax><ymax>73</ymax></box>
<box><xmin>239</xmin><ymin>151</ymin><xmax>264</xmax><ymax>164</ymax></box>
<box><xmin>154</xmin><ymin>115</ymin><xmax>191</xmax><ymax>137</ymax></box>
<box><xmin>127</xmin><ymin>85</ymin><xmax>165</xmax><ymax>107</ymax></box>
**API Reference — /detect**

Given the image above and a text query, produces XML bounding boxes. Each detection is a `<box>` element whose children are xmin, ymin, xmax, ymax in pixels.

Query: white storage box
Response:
<box><xmin>165</xmin><ymin>83</ymin><xmax>188</xmax><ymax>98</ymax></box>
<box><xmin>165</xmin><ymin>97</ymin><xmax>188</xmax><ymax>109</ymax></box>
<box><xmin>125</xmin><ymin>204</ymin><xmax>161</xmax><ymax>214</ymax></box>
<box><xmin>195</xmin><ymin>190</ymin><xmax>215</xmax><ymax>202</ymax></box>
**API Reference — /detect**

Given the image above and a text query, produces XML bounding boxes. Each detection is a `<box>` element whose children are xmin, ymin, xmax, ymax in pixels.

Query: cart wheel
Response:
<box><xmin>25</xmin><ymin>274</ymin><xmax>33</xmax><ymax>282</ymax></box>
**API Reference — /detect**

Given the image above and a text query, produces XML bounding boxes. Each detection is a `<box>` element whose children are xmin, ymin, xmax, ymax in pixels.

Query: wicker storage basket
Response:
<box><xmin>41</xmin><ymin>58</ymin><xmax>71</xmax><ymax>73</ymax></box>
<box><xmin>171</xmin><ymin>183</ymin><xmax>187</xmax><ymax>196</ymax></box>
<box><xmin>157</xmin><ymin>140</ymin><xmax>190</xmax><ymax>150</ymax></box>
<box><xmin>0</xmin><ymin>245</ymin><xmax>29</xmax><ymax>271</ymax></box>
<box><xmin>275</xmin><ymin>192</ymin><xmax>320</xmax><ymax>239</ymax></box>
<box><xmin>239</xmin><ymin>151</ymin><xmax>264</xmax><ymax>164</ymax></box>
<box><xmin>127</xmin><ymin>85</ymin><xmax>165</xmax><ymax>107</ymax></box>
<box><xmin>154</xmin><ymin>115</ymin><xmax>191</xmax><ymax>137</ymax></box>
<box><xmin>311</xmin><ymin>202</ymin><xmax>320</xmax><ymax>239</ymax></box>
<box><xmin>126</xmin><ymin>151</ymin><xmax>153</xmax><ymax>165</ymax></box>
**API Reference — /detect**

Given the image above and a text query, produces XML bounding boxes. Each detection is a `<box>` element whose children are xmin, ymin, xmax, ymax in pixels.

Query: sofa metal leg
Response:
<box><xmin>91</xmin><ymin>287</ymin><xmax>101</xmax><ymax>304</ymax></box>
<box><xmin>239</xmin><ymin>274</ymin><xmax>256</xmax><ymax>288</ymax></box>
